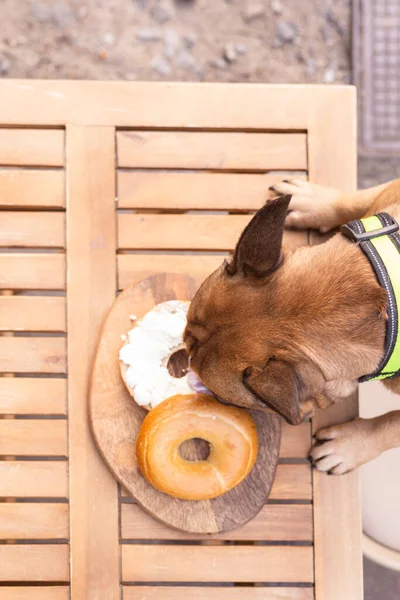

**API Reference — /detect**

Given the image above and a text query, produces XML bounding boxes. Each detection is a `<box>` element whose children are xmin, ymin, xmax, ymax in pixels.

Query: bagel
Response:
<box><xmin>136</xmin><ymin>393</ymin><xmax>258</xmax><ymax>501</ymax></box>
<box><xmin>119</xmin><ymin>300</ymin><xmax>202</xmax><ymax>410</ymax></box>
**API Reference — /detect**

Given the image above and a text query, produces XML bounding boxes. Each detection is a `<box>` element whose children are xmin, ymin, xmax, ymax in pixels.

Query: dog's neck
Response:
<box><xmin>279</xmin><ymin>233</ymin><xmax>387</xmax><ymax>384</ymax></box>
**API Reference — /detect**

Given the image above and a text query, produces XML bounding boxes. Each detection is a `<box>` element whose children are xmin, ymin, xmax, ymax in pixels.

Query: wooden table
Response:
<box><xmin>0</xmin><ymin>81</ymin><xmax>362</xmax><ymax>600</ymax></box>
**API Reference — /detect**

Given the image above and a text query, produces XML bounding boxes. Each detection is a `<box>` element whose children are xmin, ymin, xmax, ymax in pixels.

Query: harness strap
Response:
<box><xmin>341</xmin><ymin>212</ymin><xmax>400</xmax><ymax>382</ymax></box>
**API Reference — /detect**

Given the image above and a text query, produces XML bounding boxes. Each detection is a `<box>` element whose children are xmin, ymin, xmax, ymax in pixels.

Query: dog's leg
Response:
<box><xmin>308</xmin><ymin>411</ymin><xmax>400</xmax><ymax>474</ymax></box>
<box><xmin>270</xmin><ymin>178</ymin><xmax>391</xmax><ymax>233</ymax></box>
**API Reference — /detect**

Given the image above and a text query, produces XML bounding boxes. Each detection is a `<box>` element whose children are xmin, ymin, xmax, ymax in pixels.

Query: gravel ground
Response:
<box><xmin>0</xmin><ymin>0</ymin><xmax>351</xmax><ymax>83</ymax></box>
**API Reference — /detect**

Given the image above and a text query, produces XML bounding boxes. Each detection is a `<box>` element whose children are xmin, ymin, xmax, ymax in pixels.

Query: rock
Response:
<box><xmin>276</xmin><ymin>20</ymin><xmax>297</xmax><ymax>44</ymax></box>
<box><xmin>305</xmin><ymin>57</ymin><xmax>316</xmax><ymax>77</ymax></box>
<box><xmin>164</xmin><ymin>29</ymin><xmax>181</xmax><ymax>58</ymax></box>
<box><xmin>0</xmin><ymin>55</ymin><xmax>10</xmax><ymax>76</ymax></box>
<box><xmin>151</xmin><ymin>0</ymin><xmax>175</xmax><ymax>24</ymax></box>
<box><xmin>271</xmin><ymin>0</ymin><xmax>283</xmax><ymax>14</ymax></box>
<box><xmin>31</xmin><ymin>0</ymin><xmax>76</xmax><ymax>27</ymax></box>
<box><xmin>224</xmin><ymin>42</ymin><xmax>237</xmax><ymax>63</ymax></box>
<box><xmin>103</xmin><ymin>32</ymin><xmax>116</xmax><ymax>46</ymax></box>
<box><xmin>235</xmin><ymin>43</ymin><xmax>247</xmax><ymax>55</ymax></box>
<box><xmin>243</xmin><ymin>2</ymin><xmax>265</xmax><ymax>22</ymax></box>
<box><xmin>52</xmin><ymin>1</ymin><xmax>77</xmax><ymax>28</ymax></box>
<box><xmin>151</xmin><ymin>55</ymin><xmax>171</xmax><ymax>75</ymax></box>
<box><xmin>323</xmin><ymin>67</ymin><xmax>336</xmax><ymax>83</ymax></box>
<box><xmin>183</xmin><ymin>32</ymin><xmax>197</xmax><ymax>49</ymax></box>
<box><xmin>175</xmin><ymin>48</ymin><xmax>197</xmax><ymax>71</ymax></box>
<box><xmin>211</xmin><ymin>58</ymin><xmax>227</xmax><ymax>70</ymax></box>
<box><xmin>326</xmin><ymin>10</ymin><xmax>345</xmax><ymax>38</ymax></box>
<box><xmin>30</xmin><ymin>1</ymin><xmax>51</xmax><ymax>22</ymax></box>
<box><xmin>136</xmin><ymin>28</ymin><xmax>162</xmax><ymax>42</ymax></box>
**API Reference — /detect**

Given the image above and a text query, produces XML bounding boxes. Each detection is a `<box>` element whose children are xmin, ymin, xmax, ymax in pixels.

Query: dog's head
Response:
<box><xmin>184</xmin><ymin>195</ymin><xmax>330</xmax><ymax>425</ymax></box>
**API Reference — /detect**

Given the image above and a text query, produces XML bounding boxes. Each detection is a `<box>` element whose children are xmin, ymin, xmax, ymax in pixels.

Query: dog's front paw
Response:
<box><xmin>269</xmin><ymin>178</ymin><xmax>342</xmax><ymax>233</ymax></box>
<box><xmin>309</xmin><ymin>418</ymin><xmax>382</xmax><ymax>475</ymax></box>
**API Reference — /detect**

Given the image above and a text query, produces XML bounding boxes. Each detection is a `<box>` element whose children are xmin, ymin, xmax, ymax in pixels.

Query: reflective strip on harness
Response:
<box><xmin>361</xmin><ymin>215</ymin><xmax>400</xmax><ymax>380</ymax></box>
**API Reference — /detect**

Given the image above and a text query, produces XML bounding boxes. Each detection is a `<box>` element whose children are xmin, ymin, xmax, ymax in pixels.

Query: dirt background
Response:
<box><xmin>0</xmin><ymin>1</ymin><xmax>399</xmax><ymax>597</ymax></box>
<box><xmin>0</xmin><ymin>0</ymin><xmax>351</xmax><ymax>83</ymax></box>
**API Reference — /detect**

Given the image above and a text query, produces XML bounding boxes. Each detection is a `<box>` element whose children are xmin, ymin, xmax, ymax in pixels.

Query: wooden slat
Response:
<box><xmin>0</xmin><ymin>129</ymin><xmax>64</xmax><ymax>166</ymax></box>
<box><xmin>118</xmin><ymin>171</ymin><xmax>307</xmax><ymax>210</ymax></box>
<box><xmin>0</xmin><ymin>81</ymin><xmax>345</xmax><ymax>129</ymax></box>
<box><xmin>270</xmin><ymin>465</ymin><xmax>311</xmax><ymax>501</ymax></box>
<box><xmin>0</xmin><ymin>461</ymin><xmax>67</xmax><ymax>497</ymax></box>
<box><xmin>0</xmin><ymin>212</ymin><xmax>65</xmax><ymax>248</ymax></box>
<box><xmin>123</xmin><ymin>588</ymin><xmax>314</xmax><ymax>600</ymax></box>
<box><xmin>0</xmin><ymin>503</ymin><xmax>69</xmax><ymax>539</ymax></box>
<box><xmin>121</xmin><ymin>545</ymin><xmax>313</xmax><ymax>583</ymax></box>
<box><xmin>280</xmin><ymin>422</ymin><xmax>311</xmax><ymax>458</ymax></box>
<box><xmin>0</xmin><ymin>377</ymin><xmax>67</xmax><ymax>415</ymax></box>
<box><xmin>121</xmin><ymin>503</ymin><xmax>312</xmax><ymax>541</ymax></box>
<box><xmin>0</xmin><ymin>169</ymin><xmax>65</xmax><ymax>208</ymax></box>
<box><xmin>0</xmin><ymin>295</ymin><xmax>66</xmax><ymax>332</ymax></box>
<box><xmin>117</xmin><ymin>131</ymin><xmax>307</xmax><ymax>171</ymax></box>
<box><xmin>0</xmin><ymin>545</ymin><xmax>69</xmax><ymax>581</ymax></box>
<box><xmin>0</xmin><ymin>588</ymin><xmax>69</xmax><ymax>600</ymax></box>
<box><xmin>0</xmin><ymin>420</ymin><xmax>67</xmax><ymax>456</ymax></box>
<box><xmin>66</xmin><ymin>125</ymin><xmax>119</xmax><ymax>599</ymax></box>
<box><xmin>118</xmin><ymin>253</ymin><xmax>227</xmax><ymax>289</ymax></box>
<box><xmin>308</xmin><ymin>87</ymin><xmax>363</xmax><ymax>600</ymax></box>
<box><xmin>117</xmin><ymin>232</ymin><xmax>305</xmax><ymax>289</ymax></box>
<box><xmin>0</xmin><ymin>337</ymin><xmax>66</xmax><ymax>374</ymax></box>
<box><xmin>118</xmin><ymin>214</ymin><xmax>307</xmax><ymax>251</ymax></box>
<box><xmin>0</xmin><ymin>254</ymin><xmax>66</xmax><ymax>290</ymax></box>
<box><xmin>121</xmin><ymin>464</ymin><xmax>311</xmax><ymax>501</ymax></box>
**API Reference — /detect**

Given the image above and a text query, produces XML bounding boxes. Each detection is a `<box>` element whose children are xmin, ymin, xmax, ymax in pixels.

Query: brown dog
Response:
<box><xmin>184</xmin><ymin>178</ymin><xmax>400</xmax><ymax>475</ymax></box>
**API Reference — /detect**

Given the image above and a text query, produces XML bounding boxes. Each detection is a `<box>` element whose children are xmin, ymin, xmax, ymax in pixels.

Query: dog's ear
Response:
<box><xmin>226</xmin><ymin>195</ymin><xmax>291</xmax><ymax>278</ymax></box>
<box><xmin>244</xmin><ymin>359</ymin><xmax>302</xmax><ymax>425</ymax></box>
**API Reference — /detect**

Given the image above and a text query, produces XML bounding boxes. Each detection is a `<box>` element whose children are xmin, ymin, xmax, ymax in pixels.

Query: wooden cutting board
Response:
<box><xmin>90</xmin><ymin>273</ymin><xmax>281</xmax><ymax>534</ymax></box>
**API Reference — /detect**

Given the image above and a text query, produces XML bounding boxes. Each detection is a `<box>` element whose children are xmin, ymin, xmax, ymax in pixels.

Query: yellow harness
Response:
<box><xmin>341</xmin><ymin>213</ymin><xmax>400</xmax><ymax>382</ymax></box>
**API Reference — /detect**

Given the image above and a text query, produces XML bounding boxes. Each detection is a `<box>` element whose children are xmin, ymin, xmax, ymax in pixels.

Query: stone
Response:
<box><xmin>0</xmin><ymin>56</ymin><xmax>10</xmax><ymax>76</ymax></box>
<box><xmin>243</xmin><ymin>3</ymin><xmax>265</xmax><ymax>22</ymax></box>
<box><xmin>176</xmin><ymin>48</ymin><xmax>197</xmax><ymax>71</ymax></box>
<box><xmin>323</xmin><ymin>67</ymin><xmax>336</xmax><ymax>83</ymax></box>
<box><xmin>164</xmin><ymin>29</ymin><xmax>181</xmax><ymax>58</ymax></box>
<box><xmin>211</xmin><ymin>58</ymin><xmax>227</xmax><ymax>70</ymax></box>
<box><xmin>276</xmin><ymin>20</ymin><xmax>297</xmax><ymax>44</ymax></box>
<box><xmin>326</xmin><ymin>10</ymin><xmax>345</xmax><ymax>38</ymax></box>
<box><xmin>30</xmin><ymin>1</ymin><xmax>51</xmax><ymax>22</ymax></box>
<box><xmin>31</xmin><ymin>0</ymin><xmax>76</xmax><ymax>27</ymax></box>
<box><xmin>271</xmin><ymin>0</ymin><xmax>283</xmax><ymax>14</ymax></box>
<box><xmin>136</xmin><ymin>28</ymin><xmax>162</xmax><ymax>42</ymax></box>
<box><xmin>224</xmin><ymin>42</ymin><xmax>237</xmax><ymax>63</ymax></box>
<box><xmin>52</xmin><ymin>1</ymin><xmax>77</xmax><ymax>28</ymax></box>
<box><xmin>183</xmin><ymin>32</ymin><xmax>197</xmax><ymax>49</ymax></box>
<box><xmin>235</xmin><ymin>43</ymin><xmax>247</xmax><ymax>55</ymax></box>
<box><xmin>103</xmin><ymin>32</ymin><xmax>116</xmax><ymax>46</ymax></box>
<box><xmin>305</xmin><ymin>57</ymin><xmax>316</xmax><ymax>77</ymax></box>
<box><xmin>151</xmin><ymin>55</ymin><xmax>171</xmax><ymax>75</ymax></box>
<box><xmin>151</xmin><ymin>0</ymin><xmax>175</xmax><ymax>24</ymax></box>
